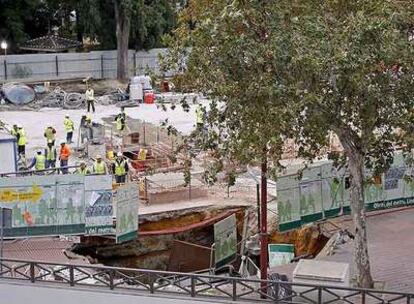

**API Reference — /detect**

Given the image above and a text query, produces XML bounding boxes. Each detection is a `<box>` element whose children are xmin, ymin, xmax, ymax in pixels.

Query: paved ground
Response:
<box><xmin>271</xmin><ymin>206</ymin><xmax>414</xmax><ymax>293</ymax></box>
<box><xmin>0</xmin><ymin>281</ymin><xmax>226</xmax><ymax>304</ymax></box>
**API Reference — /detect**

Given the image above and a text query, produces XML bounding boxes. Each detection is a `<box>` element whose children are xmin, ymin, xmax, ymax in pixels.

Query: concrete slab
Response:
<box><xmin>139</xmin><ymin>197</ymin><xmax>253</xmax><ymax>216</ymax></box>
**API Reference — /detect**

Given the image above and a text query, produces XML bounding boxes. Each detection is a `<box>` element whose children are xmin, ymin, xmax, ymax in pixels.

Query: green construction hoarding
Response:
<box><xmin>268</xmin><ymin>244</ymin><xmax>295</xmax><ymax>267</ymax></box>
<box><xmin>85</xmin><ymin>175</ymin><xmax>114</xmax><ymax>235</ymax></box>
<box><xmin>213</xmin><ymin>214</ymin><xmax>237</xmax><ymax>269</ymax></box>
<box><xmin>277</xmin><ymin>153</ymin><xmax>414</xmax><ymax>231</ymax></box>
<box><xmin>0</xmin><ymin>175</ymin><xmax>85</xmax><ymax>237</ymax></box>
<box><xmin>0</xmin><ymin>174</ymin><xmax>122</xmax><ymax>238</ymax></box>
<box><xmin>115</xmin><ymin>183</ymin><xmax>139</xmax><ymax>244</ymax></box>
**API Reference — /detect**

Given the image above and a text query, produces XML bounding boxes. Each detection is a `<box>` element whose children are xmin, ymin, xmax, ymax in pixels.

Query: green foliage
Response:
<box><xmin>131</xmin><ymin>0</ymin><xmax>176</xmax><ymax>50</ymax></box>
<box><xmin>162</xmin><ymin>0</ymin><xmax>299</xmax><ymax>175</ymax></box>
<box><xmin>289</xmin><ymin>1</ymin><xmax>414</xmax><ymax>175</ymax></box>
<box><xmin>163</xmin><ymin>0</ymin><xmax>414</xmax><ymax>288</ymax></box>
<box><xmin>0</xmin><ymin>0</ymin><xmax>177</xmax><ymax>53</ymax></box>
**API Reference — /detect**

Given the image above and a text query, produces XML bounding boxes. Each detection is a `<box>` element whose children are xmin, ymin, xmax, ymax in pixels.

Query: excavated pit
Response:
<box><xmin>73</xmin><ymin>204</ymin><xmax>329</xmax><ymax>272</ymax></box>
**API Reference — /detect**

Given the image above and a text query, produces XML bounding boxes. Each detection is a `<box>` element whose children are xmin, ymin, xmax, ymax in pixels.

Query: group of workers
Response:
<box><xmin>10</xmin><ymin>104</ymin><xmax>130</xmax><ymax>183</ymax></box>
<box><xmin>74</xmin><ymin>152</ymin><xmax>129</xmax><ymax>183</ymax></box>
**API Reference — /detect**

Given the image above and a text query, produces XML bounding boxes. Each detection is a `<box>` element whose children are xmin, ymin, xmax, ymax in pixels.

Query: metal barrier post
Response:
<box><xmin>55</xmin><ymin>56</ymin><xmax>59</xmax><ymax>77</ymax></box>
<box><xmin>149</xmin><ymin>273</ymin><xmax>154</xmax><ymax>294</ymax></box>
<box><xmin>101</xmin><ymin>55</ymin><xmax>104</xmax><ymax>79</ymax></box>
<box><xmin>133</xmin><ymin>52</ymin><xmax>137</xmax><ymax>76</ymax></box>
<box><xmin>30</xmin><ymin>262</ymin><xmax>35</xmax><ymax>283</ymax></box>
<box><xmin>190</xmin><ymin>276</ymin><xmax>196</xmax><ymax>297</ymax></box>
<box><xmin>69</xmin><ymin>265</ymin><xmax>74</xmax><ymax>286</ymax></box>
<box><xmin>109</xmin><ymin>270</ymin><xmax>114</xmax><ymax>290</ymax></box>
<box><xmin>318</xmin><ymin>286</ymin><xmax>322</xmax><ymax>304</ymax></box>
<box><xmin>3</xmin><ymin>60</ymin><xmax>7</xmax><ymax>80</ymax></box>
<box><xmin>232</xmin><ymin>278</ymin><xmax>237</xmax><ymax>301</ymax></box>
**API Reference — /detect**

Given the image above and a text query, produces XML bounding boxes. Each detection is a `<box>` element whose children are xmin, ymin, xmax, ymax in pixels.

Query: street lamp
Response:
<box><xmin>0</xmin><ymin>41</ymin><xmax>7</xmax><ymax>56</ymax></box>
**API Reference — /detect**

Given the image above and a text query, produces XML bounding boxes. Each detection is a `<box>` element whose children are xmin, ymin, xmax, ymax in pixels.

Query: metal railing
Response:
<box><xmin>0</xmin><ymin>258</ymin><xmax>412</xmax><ymax>303</ymax></box>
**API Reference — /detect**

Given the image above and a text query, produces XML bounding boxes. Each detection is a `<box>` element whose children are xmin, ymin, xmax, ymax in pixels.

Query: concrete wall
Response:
<box><xmin>0</xmin><ymin>48</ymin><xmax>169</xmax><ymax>82</ymax></box>
<box><xmin>148</xmin><ymin>187</ymin><xmax>208</xmax><ymax>205</ymax></box>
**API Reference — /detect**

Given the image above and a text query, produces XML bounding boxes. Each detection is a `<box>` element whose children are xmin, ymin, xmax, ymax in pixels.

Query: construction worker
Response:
<box><xmin>112</xmin><ymin>152</ymin><xmax>129</xmax><ymax>183</ymax></box>
<box><xmin>28</xmin><ymin>150</ymin><xmax>46</xmax><ymax>173</ymax></box>
<box><xmin>63</xmin><ymin>114</ymin><xmax>75</xmax><ymax>144</ymax></box>
<box><xmin>115</xmin><ymin>108</ymin><xmax>126</xmax><ymax>132</ymax></box>
<box><xmin>59</xmin><ymin>140</ymin><xmax>71</xmax><ymax>174</ymax></box>
<box><xmin>44</xmin><ymin>126</ymin><xmax>57</xmax><ymax>146</ymax></box>
<box><xmin>75</xmin><ymin>161</ymin><xmax>90</xmax><ymax>175</ymax></box>
<box><xmin>16</xmin><ymin>126</ymin><xmax>27</xmax><ymax>155</ymax></box>
<box><xmin>138</xmin><ymin>148</ymin><xmax>147</xmax><ymax>161</ymax></box>
<box><xmin>92</xmin><ymin>155</ymin><xmax>107</xmax><ymax>175</ymax></box>
<box><xmin>10</xmin><ymin>124</ymin><xmax>18</xmax><ymax>137</ymax></box>
<box><xmin>45</xmin><ymin>141</ymin><xmax>57</xmax><ymax>169</ymax></box>
<box><xmin>85</xmin><ymin>85</ymin><xmax>95</xmax><ymax>113</ymax></box>
<box><xmin>195</xmin><ymin>104</ymin><xmax>204</xmax><ymax>130</ymax></box>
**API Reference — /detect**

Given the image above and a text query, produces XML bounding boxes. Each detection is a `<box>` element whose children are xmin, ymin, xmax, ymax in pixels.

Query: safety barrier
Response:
<box><xmin>0</xmin><ymin>258</ymin><xmax>412</xmax><ymax>303</ymax></box>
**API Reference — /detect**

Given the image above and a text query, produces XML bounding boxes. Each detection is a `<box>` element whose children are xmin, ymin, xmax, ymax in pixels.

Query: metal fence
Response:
<box><xmin>0</xmin><ymin>258</ymin><xmax>412</xmax><ymax>303</ymax></box>
<box><xmin>0</xmin><ymin>49</ymin><xmax>168</xmax><ymax>82</ymax></box>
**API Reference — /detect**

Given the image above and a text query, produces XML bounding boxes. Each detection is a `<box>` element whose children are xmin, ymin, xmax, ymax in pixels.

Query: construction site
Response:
<box><xmin>1</xmin><ymin>74</ymin><xmax>414</xmax><ymax>301</ymax></box>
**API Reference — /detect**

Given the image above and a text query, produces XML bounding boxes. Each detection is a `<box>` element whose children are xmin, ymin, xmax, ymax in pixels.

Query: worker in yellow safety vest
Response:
<box><xmin>112</xmin><ymin>152</ymin><xmax>129</xmax><ymax>183</ymax></box>
<box><xmin>44</xmin><ymin>126</ymin><xmax>56</xmax><ymax>145</ymax></box>
<box><xmin>85</xmin><ymin>85</ymin><xmax>95</xmax><ymax>113</ymax></box>
<box><xmin>45</xmin><ymin>141</ymin><xmax>57</xmax><ymax>168</ymax></box>
<box><xmin>10</xmin><ymin>124</ymin><xmax>18</xmax><ymax>137</ymax></box>
<box><xmin>16</xmin><ymin>126</ymin><xmax>27</xmax><ymax>155</ymax></box>
<box><xmin>115</xmin><ymin>108</ymin><xmax>126</xmax><ymax>132</ymax></box>
<box><xmin>138</xmin><ymin>148</ymin><xmax>147</xmax><ymax>161</ymax></box>
<box><xmin>28</xmin><ymin>150</ymin><xmax>46</xmax><ymax>173</ymax></box>
<box><xmin>92</xmin><ymin>155</ymin><xmax>107</xmax><ymax>175</ymax></box>
<box><xmin>75</xmin><ymin>161</ymin><xmax>90</xmax><ymax>175</ymax></box>
<box><xmin>63</xmin><ymin>114</ymin><xmax>75</xmax><ymax>144</ymax></box>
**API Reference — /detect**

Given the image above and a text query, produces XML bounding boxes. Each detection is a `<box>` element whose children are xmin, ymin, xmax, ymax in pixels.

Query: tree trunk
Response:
<box><xmin>75</xmin><ymin>7</ymin><xmax>83</xmax><ymax>43</ymax></box>
<box><xmin>260</xmin><ymin>154</ymin><xmax>268</xmax><ymax>293</ymax></box>
<box><xmin>339</xmin><ymin>133</ymin><xmax>374</xmax><ymax>288</ymax></box>
<box><xmin>114</xmin><ymin>0</ymin><xmax>131</xmax><ymax>81</ymax></box>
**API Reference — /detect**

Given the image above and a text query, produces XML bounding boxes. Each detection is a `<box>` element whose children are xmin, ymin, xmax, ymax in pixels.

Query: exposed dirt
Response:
<box><xmin>269</xmin><ymin>224</ymin><xmax>329</xmax><ymax>258</ymax></box>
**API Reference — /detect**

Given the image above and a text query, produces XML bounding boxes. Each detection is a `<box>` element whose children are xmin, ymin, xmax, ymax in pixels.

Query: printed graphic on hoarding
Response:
<box><xmin>278</xmin><ymin>153</ymin><xmax>414</xmax><ymax>232</ymax></box>
<box><xmin>0</xmin><ymin>175</ymin><xmax>85</xmax><ymax>237</ymax></box>
<box><xmin>214</xmin><ymin>214</ymin><xmax>237</xmax><ymax>268</ymax></box>
<box><xmin>268</xmin><ymin>244</ymin><xmax>295</xmax><ymax>267</ymax></box>
<box><xmin>116</xmin><ymin>183</ymin><xmax>139</xmax><ymax>243</ymax></box>
<box><xmin>85</xmin><ymin>175</ymin><xmax>114</xmax><ymax>235</ymax></box>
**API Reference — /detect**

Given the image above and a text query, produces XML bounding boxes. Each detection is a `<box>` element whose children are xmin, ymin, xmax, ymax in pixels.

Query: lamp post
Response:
<box><xmin>0</xmin><ymin>41</ymin><xmax>7</xmax><ymax>56</ymax></box>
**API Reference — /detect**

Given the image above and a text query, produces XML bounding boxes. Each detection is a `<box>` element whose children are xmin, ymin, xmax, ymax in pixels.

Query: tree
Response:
<box><xmin>290</xmin><ymin>1</ymin><xmax>414</xmax><ymax>287</ymax></box>
<box><xmin>162</xmin><ymin>0</ymin><xmax>299</xmax><ymax>285</ymax></box>
<box><xmin>113</xmin><ymin>0</ymin><xmax>132</xmax><ymax>80</ymax></box>
<box><xmin>131</xmin><ymin>0</ymin><xmax>176</xmax><ymax>50</ymax></box>
<box><xmin>164</xmin><ymin>0</ymin><xmax>414</xmax><ymax>288</ymax></box>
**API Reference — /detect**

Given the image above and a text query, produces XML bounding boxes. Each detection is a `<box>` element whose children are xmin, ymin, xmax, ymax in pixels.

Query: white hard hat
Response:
<box><xmin>65</xmin><ymin>114</ymin><xmax>69</xmax><ymax>117</ymax></box>
<box><xmin>96</xmin><ymin>154</ymin><xmax>102</xmax><ymax>159</ymax></box>
<box><xmin>60</xmin><ymin>140</ymin><xmax>66</xmax><ymax>144</ymax></box>
<box><xmin>117</xmin><ymin>152</ymin><xmax>123</xmax><ymax>157</ymax></box>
